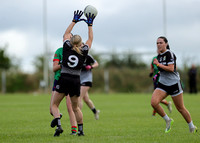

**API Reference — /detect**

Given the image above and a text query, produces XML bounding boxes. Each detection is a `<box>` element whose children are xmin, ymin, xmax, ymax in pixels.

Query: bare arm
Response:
<box><xmin>91</xmin><ymin>61</ymin><xmax>99</xmax><ymax>69</ymax></box>
<box><xmin>63</xmin><ymin>10</ymin><xmax>83</xmax><ymax>42</ymax></box>
<box><xmin>85</xmin><ymin>26</ymin><xmax>93</xmax><ymax>49</ymax></box>
<box><xmin>63</xmin><ymin>22</ymin><xmax>76</xmax><ymax>42</ymax></box>
<box><xmin>153</xmin><ymin>58</ymin><xmax>174</xmax><ymax>72</ymax></box>
<box><xmin>53</xmin><ymin>61</ymin><xmax>61</xmax><ymax>72</ymax></box>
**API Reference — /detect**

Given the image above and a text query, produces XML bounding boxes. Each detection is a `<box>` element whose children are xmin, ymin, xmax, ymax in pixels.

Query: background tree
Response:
<box><xmin>104</xmin><ymin>52</ymin><xmax>147</xmax><ymax>69</ymax></box>
<box><xmin>32</xmin><ymin>55</ymin><xmax>52</xmax><ymax>92</ymax></box>
<box><xmin>0</xmin><ymin>45</ymin><xmax>11</xmax><ymax>93</ymax></box>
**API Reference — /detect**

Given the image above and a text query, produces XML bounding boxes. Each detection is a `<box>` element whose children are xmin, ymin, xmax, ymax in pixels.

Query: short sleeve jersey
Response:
<box><xmin>157</xmin><ymin>49</ymin><xmax>180</xmax><ymax>86</ymax></box>
<box><xmin>61</xmin><ymin>40</ymin><xmax>89</xmax><ymax>75</ymax></box>
<box><xmin>80</xmin><ymin>54</ymin><xmax>96</xmax><ymax>83</ymax></box>
<box><xmin>82</xmin><ymin>54</ymin><xmax>96</xmax><ymax>71</ymax></box>
<box><xmin>53</xmin><ymin>47</ymin><xmax>63</xmax><ymax>80</ymax></box>
<box><xmin>151</xmin><ymin>56</ymin><xmax>159</xmax><ymax>76</ymax></box>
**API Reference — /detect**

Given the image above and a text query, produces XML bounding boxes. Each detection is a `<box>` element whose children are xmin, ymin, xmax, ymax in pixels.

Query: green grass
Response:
<box><xmin>0</xmin><ymin>93</ymin><xmax>200</xmax><ymax>143</ymax></box>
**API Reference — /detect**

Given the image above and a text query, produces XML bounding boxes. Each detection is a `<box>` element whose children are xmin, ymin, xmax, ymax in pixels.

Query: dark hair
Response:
<box><xmin>158</xmin><ymin>36</ymin><xmax>170</xmax><ymax>50</ymax></box>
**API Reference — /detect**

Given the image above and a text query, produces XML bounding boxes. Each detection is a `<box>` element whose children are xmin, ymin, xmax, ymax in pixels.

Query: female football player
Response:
<box><xmin>79</xmin><ymin>54</ymin><xmax>100</xmax><ymax>120</ymax></box>
<box><xmin>149</xmin><ymin>49</ymin><xmax>172</xmax><ymax>116</ymax></box>
<box><xmin>151</xmin><ymin>36</ymin><xmax>197</xmax><ymax>133</ymax></box>
<box><xmin>50</xmin><ymin>44</ymin><xmax>77</xmax><ymax>136</ymax></box>
<box><xmin>50</xmin><ymin>10</ymin><xmax>95</xmax><ymax>136</ymax></box>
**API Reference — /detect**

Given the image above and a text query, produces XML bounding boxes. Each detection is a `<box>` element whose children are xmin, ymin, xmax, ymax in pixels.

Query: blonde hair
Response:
<box><xmin>70</xmin><ymin>35</ymin><xmax>82</xmax><ymax>55</ymax></box>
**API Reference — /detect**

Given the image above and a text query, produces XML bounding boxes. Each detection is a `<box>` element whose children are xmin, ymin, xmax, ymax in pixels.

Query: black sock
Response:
<box><xmin>92</xmin><ymin>108</ymin><xmax>97</xmax><ymax>114</ymax></box>
<box><xmin>78</xmin><ymin>124</ymin><xmax>83</xmax><ymax>132</ymax></box>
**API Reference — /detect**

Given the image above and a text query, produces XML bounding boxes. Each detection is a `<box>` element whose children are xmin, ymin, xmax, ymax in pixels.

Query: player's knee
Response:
<box><xmin>84</xmin><ymin>99</ymin><xmax>90</xmax><ymax>104</ymax></box>
<box><xmin>176</xmin><ymin>106</ymin><xmax>185</xmax><ymax>113</ymax></box>
<box><xmin>50</xmin><ymin>110</ymin><xmax>53</xmax><ymax>116</ymax></box>
<box><xmin>67</xmin><ymin>107</ymin><xmax>73</xmax><ymax>113</ymax></box>
<box><xmin>151</xmin><ymin>102</ymin><xmax>155</xmax><ymax>108</ymax></box>
<box><xmin>72</xmin><ymin>104</ymin><xmax>79</xmax><ymax>113</ymax></box>
<box><xmin>50</xmin><ymin>107</ymin><xmax>52</xmax><ymax>115</ymax></box>
<box><xmin>151</xmin><ymin>99</ymin><xmax>159</xmax><ymax>108</ymax></box>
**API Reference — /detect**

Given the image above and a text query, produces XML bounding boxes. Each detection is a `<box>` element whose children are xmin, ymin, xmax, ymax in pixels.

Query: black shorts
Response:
<box><xmin>81</xmin><ymin>81</ymin><xmax>92</xmax><ymax>87</ymax></box>
<box><xmin>157</xmin><ymin>81</ymin><xmax>183</xmax><ymax>97</ymax></box>
<box><xmin>55</xmin><ymin>74</ymin><xmax>80</xmax><ymax>97</ymax></box>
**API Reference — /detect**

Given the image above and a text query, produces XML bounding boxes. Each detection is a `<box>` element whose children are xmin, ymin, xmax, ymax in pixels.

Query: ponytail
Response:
<box><xmin>73</xmin><ymin>46</ymin><xmax>82</xmax><ymax>55</ymax></box>
<box><xmin>70</xmin><ymin>35</ymin><xmax>82</xmax><ymax>55</ymax></box>
<box><xmin>166</xmin><ymin>45</ymin><xmax>170</xmax><ymax>50</ymax></box>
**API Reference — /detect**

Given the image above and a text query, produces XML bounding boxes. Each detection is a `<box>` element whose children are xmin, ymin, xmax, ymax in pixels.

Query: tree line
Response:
<box><xmin>0</xmin><ymin>46</ymin><xmax>199</xmax><ymax>94</ymax></box>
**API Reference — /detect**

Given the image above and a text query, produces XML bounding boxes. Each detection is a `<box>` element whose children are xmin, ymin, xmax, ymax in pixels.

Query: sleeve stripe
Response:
<box><xmin>169</xmin><ymin>50</ymin><xmax>174</xmax><ymax>59</ymax></box>
<box><xmin>53</xmin><ymin>59</ymin><xmax>60</xmax><ymax>62</ymax></box>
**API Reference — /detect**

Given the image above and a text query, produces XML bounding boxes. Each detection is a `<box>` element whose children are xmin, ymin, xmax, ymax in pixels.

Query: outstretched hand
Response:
<box><xmin>153</xmin><ymin>58</ymin><xmax>159</xmax><ymax>65</ymax></box>
<box><xmin>84</xmin><ymin>13</ymin><xmax>96</xmax><ymax>26</ymax></box>
<box><xmin>72</xmin><ymin>10</ymin><xmax>83</xmax><ymax>23</ymax></box>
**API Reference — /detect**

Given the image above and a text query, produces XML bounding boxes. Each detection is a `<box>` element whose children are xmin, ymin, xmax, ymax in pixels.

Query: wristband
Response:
<box><xmin>157</xmin><ymin>64</ymin><xmax>159</xmax><ymax>67</ymax></box>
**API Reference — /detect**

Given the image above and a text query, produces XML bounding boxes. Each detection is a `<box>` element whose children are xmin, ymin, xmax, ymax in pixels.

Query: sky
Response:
<box><xmin>0</xmin><ymin>0</ymin><xmax>200</xmax><ymax>73</ymax></box>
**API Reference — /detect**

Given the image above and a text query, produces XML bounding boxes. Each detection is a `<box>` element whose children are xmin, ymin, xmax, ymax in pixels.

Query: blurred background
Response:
<box><xmin>0</xmin><ymin>0</ymin><xmax>200</xmax><ymax>94</ymax></box>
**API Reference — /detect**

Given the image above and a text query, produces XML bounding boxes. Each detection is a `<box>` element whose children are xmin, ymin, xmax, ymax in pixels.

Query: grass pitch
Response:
<box><xmin>0</xmin><ymin>93</ymin><xmax>199</xmax><ymax>143</ymax></box>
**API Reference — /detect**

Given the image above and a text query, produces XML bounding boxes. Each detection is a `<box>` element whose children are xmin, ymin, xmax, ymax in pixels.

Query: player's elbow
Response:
<box><xmin>168</xmin><ymin>67</ymin><xmax>174</xmax><ymax>72</ymax></box>
<box><xmin>53</xmin><ymin>67</ymin><xmax>58</xmax><ymax>72</ymax></box>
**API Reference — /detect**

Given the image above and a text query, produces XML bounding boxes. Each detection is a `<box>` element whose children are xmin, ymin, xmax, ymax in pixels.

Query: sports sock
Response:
<box><xmin>163</xmin><ymin>114</ymin><xmax>170</xmax><ymax>122</ymax></box>
<box><xmin>57</xmin><ymin>118</ymin><xmax>61</xmax><ymax>127</ymax></box>
<box><xmin>91</xmin><ymin>108</ymin><xmax>97</xmax><ymax>114</ymax></box>
<box><xmin>78</xmin><ymin>124</ymin><xmax>83</xmax><ymax>132</ymax></box>
<box><xmin>71</xmin><ymin>126</ymin><xmax>77</xmax><ymax>133</ymax></box>
<box><xmin>152</xmin><ymin>110</ymin><xmax>156</xmax><ymax>116</ymax></box>
<box><xmin>188</xmin><ymin>121</ymin><xmax>195</xmax><ymax>128</ymax></box>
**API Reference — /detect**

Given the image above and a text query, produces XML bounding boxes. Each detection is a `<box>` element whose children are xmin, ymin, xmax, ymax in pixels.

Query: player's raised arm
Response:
<box><xmin>84</xmin><ymin>13</ymin><xmax>96</xmax><ymax>49</ymax></box>
<box><xmin>86</xmin><ymin>25</ymin><xmax>93</xmax><ymax>49</ymax></box>
<box><xmin>63</xmin><ymin>10</ymin><xmax>83</xmax><ymax>42</ymax></box>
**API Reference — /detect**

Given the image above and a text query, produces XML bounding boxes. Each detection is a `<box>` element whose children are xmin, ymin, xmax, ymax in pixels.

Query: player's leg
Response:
<box><xmin>152</xmin><ymin>81</ymin><xmax>158</xmax><ymax>116</ymax></box>
<box><xmin>50</xmin><ymin>91</ymin><xmax>54</xmax><ymax>116</ymax></box>
<box><xmin>79</xmin><ymin>86</ymin><xmax>87</xmax><ymax>110</ymax></box>
<box><xmin>50</xmin><ymin>91</ymin><xmax>62</xmax><ymax>116</ymax></box>
<box><xmin>70</xmin><ymin>95</ymin><xmax>84</xmax><ymax>136</ymax></box>
<box><xmin>160</xmin><ymin>99</ymin><xmax>168</xmax><ymax>105</ymax></box>
<box><xmin>151</xmin><ymin>89</ymin><xmax>173</xmax><ymax>133</ymax></box>
<box><xmin>82</xmin><ymin>89</ymin><xmax>100</xmax><ymax>120</ymax></box>
<box><xmin>82</xmin><ymin>87</ymin><xmax>93</xmax><ymax>108</ymax></box>
<box><xmin>152</xmin><ymin>109</ymin><xmax>157</xmax><ymax>116</ymax></box>
<box><xmin>51</xmin><ymin>92</ymin><xmax>65</xmax><ymax>136</ymax></box>
<box><xmin>50</xmin><ymin>80</ymin><xmax>57</xmax><ymax>115</ymax></box>
<box><xmin>51</xmin><ymin>92</ymin><xmax>65</xmax><ymax>118</ymax></box>
<box><xmin>65</xmin><ymin>95</ymin><xmax>77</xmax><ymax>135</ymax></box>
<box><xmin>50</xmin><ymin>80</ymin><xmax>62</xmax><ymax>117</ymax></box>
<box><xmin>161</xmin><ymin>99</ymin><xmax>172</xmax><ymax>113</ymax></box>
<box><xmin>151</xmin><ymin>89</ymin><xmax>168</xmax><ymax>117</ymax></box>
<box><xmin>172</xmin><ymin>93</ymin><xmax>197</xmax><ymax>133</ymax></box>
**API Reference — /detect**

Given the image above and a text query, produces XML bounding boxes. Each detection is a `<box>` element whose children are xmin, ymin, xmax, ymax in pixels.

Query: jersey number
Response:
<box><xmin>67</xmin><ymin>55</ymin><xmax>78</xmax><ymax>68</ymax></box>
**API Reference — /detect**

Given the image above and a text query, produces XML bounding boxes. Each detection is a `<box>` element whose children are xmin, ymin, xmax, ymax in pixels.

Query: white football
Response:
<box><xmin>84</xmin><ymin>5</ymin><xmax>98</xmax><ymax>17</ymax></box>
